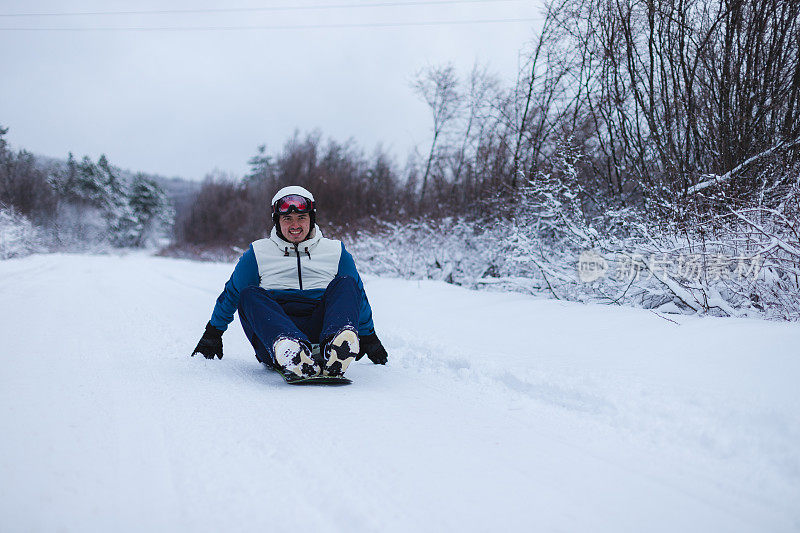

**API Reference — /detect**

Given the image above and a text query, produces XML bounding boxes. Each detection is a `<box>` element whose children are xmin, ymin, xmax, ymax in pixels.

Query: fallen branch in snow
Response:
<box><xmin>687</xmin><ymin>137</ymin><xmax>800</xmax><ymax>194</ymax></box>
<box><xmin>643</xmin><ymin>264</ymin><xmax>705</xmax><ymax>314</ymax></box>
<box><xmin>650</xmin><ymin>310</ymin><xmax>681</xmax><ymax>325</ymax></box>
<box><xmin>729</xmin><ymin>209</ymin><xmax>800</xmax><ymax>257</ymax></box>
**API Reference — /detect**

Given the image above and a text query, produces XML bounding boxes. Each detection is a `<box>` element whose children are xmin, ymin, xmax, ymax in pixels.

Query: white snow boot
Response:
<box><xmin>322</xmin><ymin>327</ymin><xmax>359</xmax><ymax>377</ymax></box>
<box><xmin>273</xmin><ymin>337</ymin><xmax>319</xmax><ymax>377</ymax></box>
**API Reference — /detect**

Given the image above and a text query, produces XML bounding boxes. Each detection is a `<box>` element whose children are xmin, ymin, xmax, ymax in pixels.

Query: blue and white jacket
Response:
<box><xmin>209</xmin><ymin>226</ymin><xmax>375</xmax><ymax>335</ymax></box>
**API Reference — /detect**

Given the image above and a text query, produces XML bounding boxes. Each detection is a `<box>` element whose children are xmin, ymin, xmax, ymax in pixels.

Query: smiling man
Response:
<box><xmin>191</xmin><ymin>185</ymin><xmax>388</xmax><ymax>379</ymax></box>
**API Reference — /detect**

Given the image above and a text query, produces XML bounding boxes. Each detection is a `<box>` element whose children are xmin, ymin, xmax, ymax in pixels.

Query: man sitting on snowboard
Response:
<box><xmin>191</xmin><ymin>185</ymin><xmax>388</xmax><ymax>378</ymax></box>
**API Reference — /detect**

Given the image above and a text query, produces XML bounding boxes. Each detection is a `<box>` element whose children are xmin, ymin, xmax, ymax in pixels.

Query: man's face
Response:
<box><xmin>279</xmin><ymin>212</ymin><xmax>311</xmax><ymax>244</ymax></box>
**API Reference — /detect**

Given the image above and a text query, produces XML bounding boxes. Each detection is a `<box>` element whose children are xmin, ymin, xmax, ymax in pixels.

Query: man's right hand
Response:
<box><xmin>191</xmin><ymin>323</ymin><xmax>224</xmax><ymax>359</ymax></box>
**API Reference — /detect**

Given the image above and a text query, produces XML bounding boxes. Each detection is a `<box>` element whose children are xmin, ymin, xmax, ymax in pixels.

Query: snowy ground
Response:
<box><xmin>1</xmin><ymin>252</ymin><xmax>798</xmax><ymax>532</ymax></box>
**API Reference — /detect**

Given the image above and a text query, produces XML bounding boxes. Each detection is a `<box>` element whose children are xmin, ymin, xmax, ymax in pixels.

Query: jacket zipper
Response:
<box><xmin>293</xmin><ymin>243</ymin><xmax>303</xmax><ymax>290</ymax></box>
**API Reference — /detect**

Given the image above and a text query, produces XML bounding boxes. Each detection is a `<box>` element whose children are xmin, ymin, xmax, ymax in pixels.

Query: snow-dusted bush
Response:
<box><xmin>347</xmin><ymin>146</ymin><xmax>800</xmax><ymax>320</ymax></box>
<box><xmin>348</xmin><ymin>211</ymin><xmax>798</xmax><ymax>320</ymax></box>
<box><xmin>0</xmin><ymin>206</ymin><xmax>42</xmax><ymax>259</ymax></box>
<box><xmin>346</xmin><ymin>218</ymin><xmax>505</xmax><ymax>285</ymax></box>
<box><xmin>46</xmin><ymin>203</ymin><xmax>114</xmax><ymax>252</ymax></box>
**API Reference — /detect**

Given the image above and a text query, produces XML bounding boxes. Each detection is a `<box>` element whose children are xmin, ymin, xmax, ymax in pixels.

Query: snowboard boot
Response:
<box><xmin>273</xmin><ymin>337</ymin><xmax>320</xmax><ymax>377</ymax></box>
<box><xmin>322</xmin><ymin>327</ymin><xmax>359</xmax><ymax>377</ymax></box>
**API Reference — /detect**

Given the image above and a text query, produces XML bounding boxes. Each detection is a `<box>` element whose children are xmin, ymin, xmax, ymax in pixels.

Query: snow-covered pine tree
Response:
<box><xmin>128</xmin><ymin>174</ymin><xmax>173</xmax><ymax>247</ymax></box>
<box><xmin>54</xmin><ymin>154</ymin><xmax>172</xmax><ymax>247</ymax></box>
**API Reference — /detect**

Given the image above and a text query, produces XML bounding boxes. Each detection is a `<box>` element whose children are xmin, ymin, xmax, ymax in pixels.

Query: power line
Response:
<box><xmin>0</xmin><ymin>17</ymin><xmax>537</xmax><ymax>32</ymax></box>
<box><xmin>0</xmin><ymin>0</ymin><xmax>525</xmax><ymax>18</ymax></box>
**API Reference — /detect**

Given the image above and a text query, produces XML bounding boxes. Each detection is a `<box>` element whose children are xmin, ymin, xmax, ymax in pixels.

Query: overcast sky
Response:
<box><xmin>1</xmin><ymin>0</ymin><xmax>540</xmax><ymax>180</ymax></box>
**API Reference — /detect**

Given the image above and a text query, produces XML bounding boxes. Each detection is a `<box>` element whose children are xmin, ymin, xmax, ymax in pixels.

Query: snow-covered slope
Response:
<box><xmin>1</xmin><ymin>253</ymin><xmax>798</xmax><ymax>532</ymax></box>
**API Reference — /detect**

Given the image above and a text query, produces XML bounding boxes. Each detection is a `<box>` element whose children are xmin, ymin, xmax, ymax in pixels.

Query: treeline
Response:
<box><xmin>405</xmin><ymin>0</ymin><xmax>800</xmax><ymax>218</ymax></box>
<box><xmin>534</xmin><ymin>0</ymin><xmax>800</xmax><ymax>215</ymax></box>
<box><xmin>0</xmin><ymin>126</ymin><xmax>173</xmax><ymax>251</ymax></box>
<box><xmin>176</xmin><ymin>0</ymin><xmax>799</xmax><ymax>253</ymax></box>
<box><xmin>175</xmin><ymin>132</ymin><xmax>407</xmax><ymax>248</ymax></box>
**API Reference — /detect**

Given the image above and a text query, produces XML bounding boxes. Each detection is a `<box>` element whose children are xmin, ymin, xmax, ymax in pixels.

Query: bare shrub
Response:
<box><xmin>176</xmin><ymin>174</ymin><xmax>253</xmax><ymax>247</ymax></box>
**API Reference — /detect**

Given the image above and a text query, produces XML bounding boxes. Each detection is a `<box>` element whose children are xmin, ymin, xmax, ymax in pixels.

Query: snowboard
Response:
<box><xmin>280</xmin><ymin>372</ymin><xmax>352</xmax><ymax>386</ymax></box>
<box><xmin>263</xmin><ymin>344</ymin><xmax>352</xmax><ymax>386</ymax></box>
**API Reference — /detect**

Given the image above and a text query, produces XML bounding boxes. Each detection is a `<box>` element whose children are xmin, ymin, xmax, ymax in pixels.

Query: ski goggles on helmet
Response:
<box><xmin>273</xmin><ymin>194</ymin><xmax>313</xmax><ymax>215</ymax></box>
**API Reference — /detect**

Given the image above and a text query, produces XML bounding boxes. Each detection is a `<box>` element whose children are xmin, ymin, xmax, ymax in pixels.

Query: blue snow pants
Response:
<box><xmin>237</xmin><ymin>275</ymin><xmax>360</xmax><ymax>365</ymax></box>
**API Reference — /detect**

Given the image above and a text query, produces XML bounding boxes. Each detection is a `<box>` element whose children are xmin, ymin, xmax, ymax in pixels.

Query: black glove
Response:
<box><xmin>191</xmin><ymin>322</ymin><xmax>224</xmax><ymax>359</ymax></box>
<box><xmin>357</xmin><ymin>333</ymin><xmax>388</xmax><ymax>365</ymax></box>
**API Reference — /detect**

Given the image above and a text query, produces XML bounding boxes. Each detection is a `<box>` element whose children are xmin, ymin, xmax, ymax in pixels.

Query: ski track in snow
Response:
<box><xmin>1</xmin><ymin>252</ymin><xmax>799</xmax><ymax>532</ymax></box>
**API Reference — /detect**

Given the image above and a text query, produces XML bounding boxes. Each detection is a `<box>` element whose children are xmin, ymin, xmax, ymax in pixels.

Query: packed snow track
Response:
<box><xmin>1</xmin><ymin>253</ymin><xmax>798</xmax><ymax>532</ymax></box>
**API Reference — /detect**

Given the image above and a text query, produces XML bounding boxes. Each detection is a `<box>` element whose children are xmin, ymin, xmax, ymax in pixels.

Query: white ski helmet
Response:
<box><xmin>271</xmin><ymin>185</ymin><xmax>315</xmax><ymax>208</ymax></box>
<box><xmin>271</xmin><ymin>185</ymin><xmax>317</xmax><ymax>233</ymax></box>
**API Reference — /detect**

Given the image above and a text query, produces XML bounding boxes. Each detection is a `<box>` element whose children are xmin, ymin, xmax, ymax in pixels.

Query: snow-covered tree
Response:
<box><xmin>128</xmin><ymin>174</ymin><xmax>173</xmax><ymax>247</ymax></box>
<box><xmin>53</xmin><ymin>154</ymin><xmax>172</xmax><ymax>248</ymax></box>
